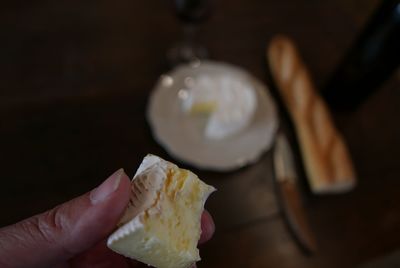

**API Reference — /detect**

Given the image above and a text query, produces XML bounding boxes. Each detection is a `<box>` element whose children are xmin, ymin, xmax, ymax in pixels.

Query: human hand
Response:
<box><xmin>0</xmin><ymin>169</ymin><xmax>215</xmax><ymax>268</ymax></box>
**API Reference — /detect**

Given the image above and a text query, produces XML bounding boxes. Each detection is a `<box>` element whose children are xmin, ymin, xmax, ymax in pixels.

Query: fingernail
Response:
<box><xmin>90</xmin><ymin>169</ymin><xmax>124</xmax><ymax>204</ymax></box>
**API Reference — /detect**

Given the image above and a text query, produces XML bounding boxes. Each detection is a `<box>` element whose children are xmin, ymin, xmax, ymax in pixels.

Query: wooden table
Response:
<box><xmin>1</xmin><ymin>0</ymin><xmax>400</xmax><ymax>267</ymax></box>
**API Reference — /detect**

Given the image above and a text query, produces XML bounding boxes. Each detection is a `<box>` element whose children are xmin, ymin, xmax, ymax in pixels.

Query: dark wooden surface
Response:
<box><xmin>1</xmin><ymin>0</ymin><xmax>400</xmax><ymax>267</ymax></box>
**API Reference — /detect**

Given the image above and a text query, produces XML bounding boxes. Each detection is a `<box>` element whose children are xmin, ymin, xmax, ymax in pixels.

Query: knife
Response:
<box><xmin>273</xmin><ymin>132</ymin><xmax>317</xmax><ymax>253</ymax></box>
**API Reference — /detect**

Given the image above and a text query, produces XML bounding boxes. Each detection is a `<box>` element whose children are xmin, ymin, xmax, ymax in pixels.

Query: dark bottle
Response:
<box><xmin>322</xmin><ymin>0</ymin><xmax>400</xmax><ymax>110</ymax></box>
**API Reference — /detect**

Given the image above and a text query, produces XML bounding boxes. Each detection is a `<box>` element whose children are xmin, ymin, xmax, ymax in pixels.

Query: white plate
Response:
<box><xmin>147</xmin><ymin>61</ymin><xmax>278</xmax><ymax>171</ymax></box>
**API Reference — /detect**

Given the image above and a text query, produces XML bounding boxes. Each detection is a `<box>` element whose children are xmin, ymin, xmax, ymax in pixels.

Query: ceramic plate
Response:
<box><xmin>147</xmin><ymin>61</ymin><xmax>278</xmax><ymax>171</ymax></box>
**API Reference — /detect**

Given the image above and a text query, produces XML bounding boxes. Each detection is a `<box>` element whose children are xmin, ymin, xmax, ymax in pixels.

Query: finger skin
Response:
<box><xmin>199</xmin><ymin>210</ymin><xmax>215</xmax><ymax>244</ymax></box>
<box><xmin>0</xmin><ymin>170</ymin><xmax>131</xmax><ymax>268</ymax></box>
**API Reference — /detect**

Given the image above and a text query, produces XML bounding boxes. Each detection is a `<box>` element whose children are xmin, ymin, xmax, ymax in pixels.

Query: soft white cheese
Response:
<box><xmin>107</xmin><ymin>155</ymin><xmax>216</xmax><ymax>268</ymax></box>
<box><xmin>181</xmin><ymin>74</ymin><xmax>257</xmax><ymax>140</ymax></box>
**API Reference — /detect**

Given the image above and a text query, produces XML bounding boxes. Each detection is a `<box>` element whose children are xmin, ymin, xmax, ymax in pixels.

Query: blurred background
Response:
<box><xmin>1</xmin><ymin>0</ymin><xmax>399</xmax><ymax>267</ymax></box>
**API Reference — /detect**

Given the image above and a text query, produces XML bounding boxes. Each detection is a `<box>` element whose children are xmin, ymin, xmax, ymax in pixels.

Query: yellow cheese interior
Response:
<box><xmin>141</xmin><ymin>168</ymin><xmax>202</xmax><ymax>267</ymax></box>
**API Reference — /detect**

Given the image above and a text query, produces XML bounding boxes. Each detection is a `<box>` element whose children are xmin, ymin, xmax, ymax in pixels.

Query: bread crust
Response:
<box><xmin>268</xmin><ymin>36</ymin><xmax>356</xmax><ymax>194</ymax></box>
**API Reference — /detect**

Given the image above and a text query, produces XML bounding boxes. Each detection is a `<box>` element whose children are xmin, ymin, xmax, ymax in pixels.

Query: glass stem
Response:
<box><xmin>183</xmin><ymin>23</ymin><xmax>197</xmax><ymax>46</ymax></box>
<box><xmin>166</xmin><ymin>21</ymin><xmax>207</xmax><ymax>66</ymax></box>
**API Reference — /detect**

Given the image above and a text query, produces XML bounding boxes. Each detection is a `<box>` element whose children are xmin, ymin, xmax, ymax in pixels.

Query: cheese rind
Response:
<box><xmin>107</xmin><ymin>155</ymin><xmax>216</xmax><ymax>268</ymax></box>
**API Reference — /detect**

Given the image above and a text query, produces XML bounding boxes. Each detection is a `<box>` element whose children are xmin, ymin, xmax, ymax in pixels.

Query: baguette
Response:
<box><xmin>268</xmin><ymin>35</ymin><xmax>356</xmax><ymax>194</ymax></box>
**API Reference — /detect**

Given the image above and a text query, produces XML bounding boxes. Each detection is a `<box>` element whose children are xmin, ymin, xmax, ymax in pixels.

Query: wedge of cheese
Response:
<box><xmin>107</xmin><ymin>154</ymin><xmax>216</xmax><ymax>268</ymax></box>
<box><xmin>181</xmin><ymin>74</ymin><xmax>257</xmax><ymax>140</ymax></box>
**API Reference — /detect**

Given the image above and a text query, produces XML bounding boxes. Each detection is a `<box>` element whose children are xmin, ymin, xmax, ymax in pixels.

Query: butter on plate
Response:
<box><xmin>107</xmin><ymin>154</ymin><xmax>216</xmax><ymax>268</ymax></box>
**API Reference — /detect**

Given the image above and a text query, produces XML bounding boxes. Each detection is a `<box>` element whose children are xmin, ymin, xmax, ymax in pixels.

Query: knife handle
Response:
<box><xmin>278</xmin><ymin>179</ymin><xmax>317</xmax><ymax>252</ymax></box>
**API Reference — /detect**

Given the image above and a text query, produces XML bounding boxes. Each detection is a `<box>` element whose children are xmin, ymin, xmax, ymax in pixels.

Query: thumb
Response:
<box><xmin>0</xmin><ymin>169</ymin><xmax>131</xmax><ymax>268</ymax></box>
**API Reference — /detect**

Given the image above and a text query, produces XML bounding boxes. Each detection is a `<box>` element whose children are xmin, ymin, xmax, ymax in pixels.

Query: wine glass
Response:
<box><xmin>167</xmin><ymin>0</ymin><xmax>212</xmax><ymax>66</ymax></box>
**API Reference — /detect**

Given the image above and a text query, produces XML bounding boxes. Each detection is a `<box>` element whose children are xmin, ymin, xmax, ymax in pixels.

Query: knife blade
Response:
<box><xmin>273</xmin><ymin>132</ymin><xmax>317</xmax><ymax>253</ymax></box>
